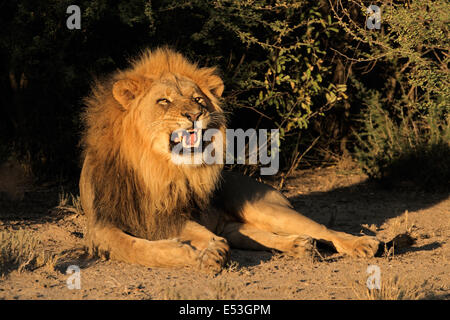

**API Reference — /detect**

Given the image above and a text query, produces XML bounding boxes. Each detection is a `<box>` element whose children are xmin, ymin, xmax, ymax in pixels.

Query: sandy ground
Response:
<box><xmin>0</xmin><ymin>166</ymin><xmax>449</xmax><ymax>300</ymax></box>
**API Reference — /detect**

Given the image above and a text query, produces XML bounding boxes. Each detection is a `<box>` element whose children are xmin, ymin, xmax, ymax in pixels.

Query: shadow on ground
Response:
<box><xmin>0</xmin><ymin>184</ymin><xmax>78</xmax><ymax>225</ymax></box>
<box><xmin>286</xmin><ymin>178</ymin><xmax>449</xmax><ymax>233</ymax></box>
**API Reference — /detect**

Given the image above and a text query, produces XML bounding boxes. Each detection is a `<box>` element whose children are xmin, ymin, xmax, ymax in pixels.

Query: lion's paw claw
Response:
<box><xmin>197</xmin><ymin>238</ymin><xmax>230</xmax><ymax>273</ymax></box>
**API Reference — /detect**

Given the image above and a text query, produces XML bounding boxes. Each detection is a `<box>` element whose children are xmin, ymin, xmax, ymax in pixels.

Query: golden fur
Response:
<box><xmin>80</xmin><ymin>48</ymin><xmax>381</xmax><ymax>271</ymax></box>
<box><xmin>81</xmin><ymin>48</ymin><xmax>225</xmax><ymax>241</ymax></box>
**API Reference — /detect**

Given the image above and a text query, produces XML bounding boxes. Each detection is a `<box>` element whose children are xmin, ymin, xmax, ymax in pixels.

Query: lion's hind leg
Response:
<box><xmin>239</xmin><ymin>201</ymin><xmax>381</xmax><ymax>258</ymax></box>
<box><xmin>221</xmin><ymin>222</ymin><xmax>314</xmax><ymax>258</ymax></box>
<box><xmin>220</xmin><ymin>173</ymin><xmax>380</xmax><ymax>258</ymax></box>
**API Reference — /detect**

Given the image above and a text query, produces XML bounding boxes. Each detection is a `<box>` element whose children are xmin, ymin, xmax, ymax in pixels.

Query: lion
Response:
<box><xmin>79</xmin><ymin>48</ymin><xmax>381</xmax><ymax>271</ymax></box>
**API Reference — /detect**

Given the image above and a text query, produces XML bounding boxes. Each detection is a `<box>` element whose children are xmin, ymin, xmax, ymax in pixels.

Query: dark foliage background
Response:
<box><xmin>1</xmin><ymin>0</ymin><xmax>448</xmax><ymax>190</ymax></box>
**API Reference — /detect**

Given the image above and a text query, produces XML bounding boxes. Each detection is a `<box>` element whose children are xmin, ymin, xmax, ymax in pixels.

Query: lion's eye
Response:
<box><xmin>157</xmin><ymin>98</ymin><xmax>170</xmax><ymax>105</ymax></box>
<box><xmin>193</xmin><ymin>96</ymin><xmax>205</xmax><ymax>105</ymax></box>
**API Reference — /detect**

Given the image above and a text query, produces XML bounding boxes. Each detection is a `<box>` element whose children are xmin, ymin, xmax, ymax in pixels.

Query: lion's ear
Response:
<box><xmin>112</xmin><ymin>78</ymin><xmax>144</xmax><ymax>110</ymax></box>
<box><xmin>206</xmin><ymin>74</ymin><xmax>224</xmax><ymax>98</ymax></box>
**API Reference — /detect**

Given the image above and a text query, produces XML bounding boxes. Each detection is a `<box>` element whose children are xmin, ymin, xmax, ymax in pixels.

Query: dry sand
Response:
<box><xmin>0</xmin><ymin>167</ymin><xmax>449</xmax><ymax>300</ymax></box>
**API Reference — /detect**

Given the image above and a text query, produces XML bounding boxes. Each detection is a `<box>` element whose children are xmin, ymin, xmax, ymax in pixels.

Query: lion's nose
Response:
<box><xmin>181</xmin><ymin>110</ymin><xmax>203</xmax><ymax>122</ymax></box>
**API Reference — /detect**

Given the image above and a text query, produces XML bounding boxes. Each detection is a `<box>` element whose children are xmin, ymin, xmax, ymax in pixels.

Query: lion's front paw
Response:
<box><xmin>334</xmin><ymin>235</ymin><xmax>380</xmax><ymax>258</ymax></box>
<box><xmin>285</xmin><ymin>235</ymin><xmax>315</xmax><ymax>258</ymax></box>
<box><xmin>196</xmin><ymin>238</ymin><xmax>230</xmax><ymax>273</ymax></box>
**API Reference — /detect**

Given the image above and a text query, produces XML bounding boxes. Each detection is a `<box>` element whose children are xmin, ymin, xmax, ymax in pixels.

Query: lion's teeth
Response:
<box><xmin>182</xmin><ymin>133</ymin><xmax>189</xmax><ymax>148</ymax></box>
<box><xmin>193</xmin><ymin>130</ymin><xmax>201</xmax><ymax>147</ymax></box>
<box><xmin>179</xmin><ymin>129</ymin><xmax>202</xmax><ymax>148</ymax></box>
<box><xmin>173</xmin><ymin>131</ymin><xmax>183</xmax><ymax>143</ymax></box>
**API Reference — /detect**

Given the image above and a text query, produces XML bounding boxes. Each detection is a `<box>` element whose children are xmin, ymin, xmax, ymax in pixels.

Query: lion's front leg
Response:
<box><xmin>88</xmin><ymin>225</ymin><xmax>199</xmax><ymax>268</ymax></box>
<box><xmin>179</xmin><ymin>221</ymin><xmax>230</xmax><ymax>272</ymax></box>
<box><xmin>88</xmin><ymin>222</ymin><xmax>229</xmax><ymax>272</ymax></box>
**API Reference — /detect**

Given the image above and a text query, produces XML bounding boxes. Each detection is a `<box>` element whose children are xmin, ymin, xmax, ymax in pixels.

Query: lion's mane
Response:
<box><xmin>81</xmin><ymin>48</ymin><xmax>224</xmax><ymax>240</ymax></box>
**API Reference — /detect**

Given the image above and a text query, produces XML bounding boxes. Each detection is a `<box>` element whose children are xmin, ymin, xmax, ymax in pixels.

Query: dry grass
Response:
<box><xmin>380</xmin><ymin>211</ymin><xmax>417</xmax><ymax>259</ymax></box>
<box><xmin>335</xmin><ymin>154</ymin><xmax>363</xmax><ymax>174</ymax></box>
<box><xmin>161</xmin><ymin>284</ymin><xmax>203</xmax><ymax>300</ymax></box>
<box><xmin>389</xmin><ymin>210</ymin><xmax>414</xmax><ymax>236</ymax></box>
<box><xmin>0</xmin><ymin>229</ymin><xmax>39</xmax><ymax>276</ymax></box>
<box><xmin>353</xmin><ymin>276</ymin><xmax>436</xmax><ymax>300</ymax></box>
<box><xmin>161</xmin><ymin>286</ymin><xmax>184</xmax><ymax>300</ymax></box>
<box><xmin>56</xmin><ymin>191</ymin><xmax>83</xmax><ymax>215</ymax></box>
<box><xmin>0</xmin><ymin>229</ymin><xmax>71</xmax><ymax>276</ymax></box>
<box><xmin>224</xmin><ymin>260</ymin><xmax>240</xmax><ymax>273</ymax></box>
<box><xmin>207</xmin><ymin>279</ymin><xmax>238</xmax><ymax>299</ymax></box>
<box><xmin>34</xmin><ymin>251</ymin><xmax>61</xmax><ymax>273</ymax></box>
<box><xmin>161</xmin><ymin>278</ymin><xmax>238</xmax><ymax>300</ymax></box>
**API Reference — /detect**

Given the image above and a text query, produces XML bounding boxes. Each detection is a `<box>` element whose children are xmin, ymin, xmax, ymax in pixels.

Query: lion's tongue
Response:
<box><xmin>189</xmin><ymin>132</ymin><xmax>197</xmax><ymax>146</ymax></box>
<box><xmin>181</xmin><ymin>131</ymin><xmax>198</xmax><ymax>147</ymax></box>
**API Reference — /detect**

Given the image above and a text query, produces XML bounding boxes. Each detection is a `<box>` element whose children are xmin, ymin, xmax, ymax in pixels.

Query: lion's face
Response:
<box><xmin>112</xmin><ymin>71</ymin><xmax>226</xmax><ymax>166</ymax></box>
<box><xmin>141</xmin><ymin>73</ymin><xmax>225</xmax><ymax>161</ymax></box>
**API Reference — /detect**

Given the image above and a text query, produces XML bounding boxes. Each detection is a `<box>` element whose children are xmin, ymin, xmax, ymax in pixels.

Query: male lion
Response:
<box><xmin>80</xmin><ymin>48</ymin><xmax>380</xmax><ymax>271</ymax></box>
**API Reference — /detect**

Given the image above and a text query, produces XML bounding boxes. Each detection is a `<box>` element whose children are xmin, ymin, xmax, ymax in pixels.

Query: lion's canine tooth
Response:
<box><xmin>172</xmin><ymin>131</ymin><xmax>183</xmax><ymax>144</ymax></box>
<box><xmin>182</xmin><ymin>131</ymin><xmax>190</xmax><ymax>148</ymax></box>
<box><xmin>193</xmin><ymin>129</ymin><xmax>201</xmax><ymax>148</ymax></box>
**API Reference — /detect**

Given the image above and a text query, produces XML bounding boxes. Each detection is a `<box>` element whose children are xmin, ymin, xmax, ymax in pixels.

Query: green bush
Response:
<box><xmin>1</xmin><ymin>0</ymin><xmax>448</xmax><ymax>183</ymax></box>
<box><xmin>354</xmin><ymin>97</ymin><xmax>450</xmax><ymax>189</ymax></box>
<box><xmin>331</xmin><ymin>0</ymin><xmax>450</xmax><ymax>189</ymax></box>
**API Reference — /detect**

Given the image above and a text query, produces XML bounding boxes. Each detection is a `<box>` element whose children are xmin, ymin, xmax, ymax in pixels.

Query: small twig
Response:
<box><xmin>278</xmin><ymin>136</ymin><xmax>320</xmax><ymax>189</ymax></box>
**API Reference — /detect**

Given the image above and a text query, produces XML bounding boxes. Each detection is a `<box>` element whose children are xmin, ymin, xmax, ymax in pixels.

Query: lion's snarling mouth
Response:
<box><xmin>172</xmin><ymin>128</ymin><xmax>202</xmax><ymax>148</ymax></box>
<box><xmin>170</xmin><ymin>127</ymin><xmax>215</xmax><ymax>154</ymax></box>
